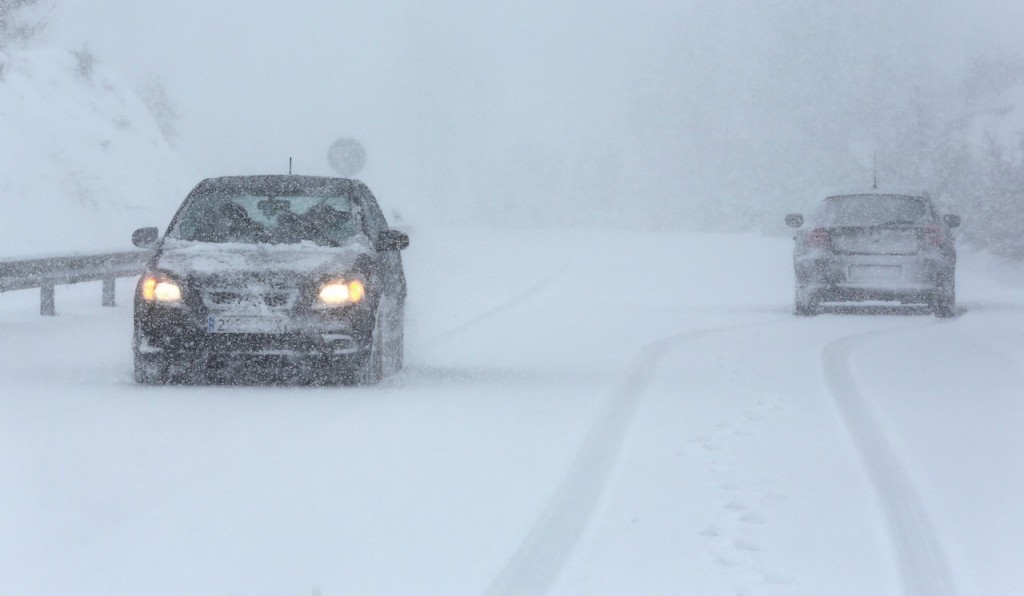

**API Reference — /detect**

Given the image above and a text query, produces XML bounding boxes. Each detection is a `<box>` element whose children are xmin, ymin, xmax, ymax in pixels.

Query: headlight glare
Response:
<box><xmin>141</xmin><ymin>276</ymin><xmax>183</xmax><ymax>303</ymax></box>
<box><xmin>318</xmin><ymin>279</ymin><xmax>365</xmax><ymax>306</ymax></box>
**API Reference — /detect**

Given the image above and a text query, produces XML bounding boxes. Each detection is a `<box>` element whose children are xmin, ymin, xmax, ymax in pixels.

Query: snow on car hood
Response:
<box><xmin>155</xmin><ymin>237</ymin><xmax>368</xmax><ymax>277</ymax></box>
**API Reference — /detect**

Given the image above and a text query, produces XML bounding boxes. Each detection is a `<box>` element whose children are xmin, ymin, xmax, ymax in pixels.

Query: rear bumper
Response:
<box><xmin>795</xmin><ymin>254</ymin><xmax>953</xmax><ymax>304</ymax></box>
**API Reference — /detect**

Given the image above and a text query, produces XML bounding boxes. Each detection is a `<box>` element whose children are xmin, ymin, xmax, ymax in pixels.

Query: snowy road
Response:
<box><xmin>3</xmin><ymin>226</ymin><xmax>1024</xmax><ymax>595</ymax></box>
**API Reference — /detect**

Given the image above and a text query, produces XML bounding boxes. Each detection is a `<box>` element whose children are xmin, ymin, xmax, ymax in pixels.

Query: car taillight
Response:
<box><xmin>806</xmin><ymin>228</ymin><xmax>830</xmax><ymax>249</ymax></box>
<box><xmin>923</xmin><ymin>226</ymin><xmax>945</xmax><ymax>248</ymax></box>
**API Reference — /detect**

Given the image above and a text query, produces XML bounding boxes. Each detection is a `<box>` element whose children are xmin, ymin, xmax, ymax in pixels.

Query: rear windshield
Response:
<box><xmin>169</xmin><ymin>193</ymin><xmax>359</xmax><ymax>246</ymax></box>
<box><xmin>814</xmin><ymin>194</ymin><xmax>932</xmax><ymax>227</ymax></box>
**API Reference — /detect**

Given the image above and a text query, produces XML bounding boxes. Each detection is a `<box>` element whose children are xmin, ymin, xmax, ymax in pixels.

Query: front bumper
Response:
<box><xmin>134</xmin><ymin>301</ymin><xmax>373</xmax><ymax>377</ymax></box>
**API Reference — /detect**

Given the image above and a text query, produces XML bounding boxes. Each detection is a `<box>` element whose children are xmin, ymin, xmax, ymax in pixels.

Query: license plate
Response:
<box><xmin>206</xmin><ymin>316</ymin><xmax>295</xmax><ymax>334</ymax></box>
<box><xmin>849</xmin><ymin>265</ymin><xmax>902</xmax><ymax>282</ymax></box>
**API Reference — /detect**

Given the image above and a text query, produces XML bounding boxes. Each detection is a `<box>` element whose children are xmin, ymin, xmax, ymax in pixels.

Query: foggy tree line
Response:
<box><xmin>461</xmin><ymin>1</ymin><xmax>1024</xmax><ymax>259</ymax></box>
<box><xmin>4</xmin><ymin>0</ymin><xmax>1024</xmax><ymax>259</ymax></box>
<box><xmin>0</xmin><ymin>0</ymin><xmax>39</xmax><ymax>49</ymax></box>
<box><xmin>0</xmin><ymin>0</ymin><xmax>38</xmax><ymax>81</ymax></box>
<box><xmin>618</xmin><ymin>15</ymin><xmax>1024</xmax><ymax>260</ymax></box>
<box><xmin>932</xmin><ymin>56</ymin><xmax>1024</xmax><ymax>259</ymax></box>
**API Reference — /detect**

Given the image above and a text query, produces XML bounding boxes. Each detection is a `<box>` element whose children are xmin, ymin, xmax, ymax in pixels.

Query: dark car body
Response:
<box><xmin>786</xmin><ymin>191</ymin><xmax>959</xmax><ymax>317</ymax></box>
<box><xmin>132</xmin><ymin>175</ymin><xmax>408</xmax><ymax>385</ymax></box>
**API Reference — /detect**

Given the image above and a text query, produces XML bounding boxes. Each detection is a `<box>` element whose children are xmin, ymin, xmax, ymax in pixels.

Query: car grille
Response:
<box><xmin>202</xmin><ymin>332</ymin><xmax>359</xmax><ymax>356</ymax></box>
<box><xmin>201</xmin><ymin>288</ymin><xmax>299</xmax><ymax>313</ymax></box>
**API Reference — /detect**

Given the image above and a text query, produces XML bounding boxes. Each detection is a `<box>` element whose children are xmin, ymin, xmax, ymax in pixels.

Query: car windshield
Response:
<box><xmin>168</xmin><ymin>193</ymin><xmax>358</xmax><ymax>246</ymax></box>
<box><xmin>814</xmin><ymin>194</ymin><xmax>930</xmax><ymax>227</ymax></box>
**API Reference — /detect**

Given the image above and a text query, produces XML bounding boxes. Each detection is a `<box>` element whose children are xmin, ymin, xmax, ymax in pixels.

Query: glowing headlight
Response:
<box><xmin>141</xmin><ymin>277</ymin><xmax>183</xmax><ymax>303</ymax></box>
<box><xmin>318</xmin><ymin>279</ymin><xmax>365</xmax><ymax>306</ymax></box>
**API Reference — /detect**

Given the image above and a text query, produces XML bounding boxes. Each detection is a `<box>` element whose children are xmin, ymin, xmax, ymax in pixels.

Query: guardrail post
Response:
<box><xmin>41</xmin><ymin>284</ymin><xmax>56</xmax><ymax>316</ymax></box>
<box><xmin>1</xmin><ymin>249</ymin><xmax>150</xmax><ymax>315</ymax></box>
<box><xmin>102</xmin><ymin>278</ymin><xmax>116</xmax><ymax>307</ymax></box>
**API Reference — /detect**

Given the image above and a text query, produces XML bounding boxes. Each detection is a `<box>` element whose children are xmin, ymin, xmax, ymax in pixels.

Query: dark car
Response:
<box><xmin>131</xmin><ymin>175</ymin><xmax>409</xmax><ymax>385</ymax></box>
<box><xmin>785</xmin><ymin>190</ymin><xmax>959</xmax><ymax>317</ymax></box>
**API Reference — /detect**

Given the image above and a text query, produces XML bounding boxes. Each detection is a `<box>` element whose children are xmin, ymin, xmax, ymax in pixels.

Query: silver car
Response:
<box><xmin>786</xmin><ymin>191</ymin><xmax>960</xmax><ymax>317</ymax></box>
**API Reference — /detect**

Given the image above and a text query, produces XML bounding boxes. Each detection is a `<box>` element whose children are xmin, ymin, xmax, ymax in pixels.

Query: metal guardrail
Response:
<box><xmin>0</xmin><ymin>250</ymin><xmax>152</xmax><ymax>315</ymax></box>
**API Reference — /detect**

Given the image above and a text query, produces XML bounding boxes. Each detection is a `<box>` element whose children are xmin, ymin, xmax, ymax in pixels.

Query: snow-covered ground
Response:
<box><xmin>2</xmin><ymin>225</ymin><xmax>1023</xmax><ymax>595</ymax></box>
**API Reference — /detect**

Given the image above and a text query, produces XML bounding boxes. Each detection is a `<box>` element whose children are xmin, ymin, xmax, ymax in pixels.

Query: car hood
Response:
<box><xmin>154</xmin><ymin>238</ymin><xmax>368</xmax><ymax>282</ymax></box>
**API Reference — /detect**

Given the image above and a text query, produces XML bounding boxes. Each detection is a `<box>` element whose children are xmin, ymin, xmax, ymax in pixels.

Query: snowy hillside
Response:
<box><xmin>0</xmin><ymin>48</ymin><xmax>195</xmax><ymax>257</ymax></box>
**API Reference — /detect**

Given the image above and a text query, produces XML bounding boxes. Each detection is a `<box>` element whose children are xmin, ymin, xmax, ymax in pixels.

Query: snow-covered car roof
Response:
<box><xmin>818</xmin><ymin>186</ymin><xmax>931</xmax><ymax>200</ymax></box>
<box><xmin>190</xmin><ymin>174</ymin><xmax>369</xmax><ymax>196</ymax></box>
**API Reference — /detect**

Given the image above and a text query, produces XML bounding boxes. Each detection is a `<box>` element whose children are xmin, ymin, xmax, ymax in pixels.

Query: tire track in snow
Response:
<box><xmin>429</xmin><ymin>267</ymin><xmax>566</xmax><ymax>345</ymax></box>
<box><xmin>823</xmin><ymin>329</ymin><xmax>957</xmax><ymax>596</ymax></box>
<box><xmin>483</xmin><ymin>318</ymin><xmax>791</xmax><ymax>596</ymax></box>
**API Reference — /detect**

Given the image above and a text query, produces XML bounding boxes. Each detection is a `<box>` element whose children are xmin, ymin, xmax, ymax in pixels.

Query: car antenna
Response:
<box><xmin>872</xmin><ymin>152</ymin><xmax>878</xmax><ymax>189</ymax></box>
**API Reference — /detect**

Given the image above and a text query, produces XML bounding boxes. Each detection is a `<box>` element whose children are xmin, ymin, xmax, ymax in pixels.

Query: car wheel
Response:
<box><xmin>134</xmin><ymin>351</ymin><xmax>199</xmax><ymax>384</ymax></box>
<box><xmin>389</xmin><ymin>326</ymin><xmax>404</xmax><ymax>374</ymax></box>
<box><xmin>383</xmin><ymin>307</ymin><xmax>404</xmax><ymax>376</ymax></box>
<box><xmin>794</xmin><ymin>286</ymin><xmax>818</xmax><ymax>317</ymax></box>
<box><xmin>134</xmin><ymin>350</ymin><xmax>169</xmax><ymax>384</ymax></box>
<box><xmin>133</xmin><ymin>326</ymin><xmax>197</xmax><ymax>384</ymax></box>
<box><xmin>134</xmin><ymin>325</ymin><xmax>168</xmax><ymax>384</ymax></box>
<box><xmin>932</xmin><ymin>281</ymin><xmax>956</xmax><ymax>319</ymax></box>
<box><xmin>346</xmin><ymin>316</ymin><xmax>384</xmax><ymax>386</ymax></box>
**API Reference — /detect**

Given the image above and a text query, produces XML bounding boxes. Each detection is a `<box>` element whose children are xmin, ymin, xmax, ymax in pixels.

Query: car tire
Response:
<box><xmin>383</xmin><ymin>306</ymin><xmax>404</xmax><ymax>376</ymax></box>
<box><xmin>133</xmin><ymin>325</ymin><xmax>168</xmax><ymax>384</ymax></box>
<box><xmin>133</xmin><ymin>326</ymin><xmax>199</xmax><ymax>384</ymax></box>
<box><xmin>932</xmin><ymin>280</ymin><xmax>956</xmax><ymax>319</ymax></box>
<box><xmin>134</xmin><ymin>351</ymin><xmax>199</xmax><ymax>384</ymax></box>
<box><xmin>388</xmin><ymin>326</ymin><xmax>404</xmax><ymax>374</ymax></box>
<box><xmin>794</xmin><ymin>286</ymin><xmax>818</xmax><ymax>317</ymax></box>
<box><xmin>134</xmin><ymin>351</ymin><xmax>168</xmax><ymax>384</ymax></box>
<box><xmin>346</xmin><ymin>316</ymin><xmax>384</xmax><ymax>386</ymax></box>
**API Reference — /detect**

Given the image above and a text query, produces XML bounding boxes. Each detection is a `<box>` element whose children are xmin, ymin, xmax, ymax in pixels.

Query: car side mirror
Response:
<box><xmin>943</xmin><ymin>214</ymin><xmax>961</xmax><ymax>229</ymax></box>
<box><xmin>375</xmin><ymin>229</ymin><xmax>409</xmax><ymax>252</ymax></box>
<box><xmin>132</xmin><ymin>227</ymin><xmax>160</xmax><ymax>248</ymax></box>
<box><xmin>785</xmin><ymin>214</ymin><xmax>804</xmax><ymax>228</ymax></box>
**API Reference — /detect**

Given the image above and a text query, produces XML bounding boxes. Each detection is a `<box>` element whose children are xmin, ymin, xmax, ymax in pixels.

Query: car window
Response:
<box><xmin>356</xmin><ymin>184</ymin><xmax>389</xmax><ymax>238</ymax></box>
<box><xmin>169</xmin><ymin>193</ymin><xmax>359</xmax><ymax>246</ymax></box>
<box><xmin>814</xmin><ymin>195</ymin><xmax>932</xmax><ymax>227</ymax></box>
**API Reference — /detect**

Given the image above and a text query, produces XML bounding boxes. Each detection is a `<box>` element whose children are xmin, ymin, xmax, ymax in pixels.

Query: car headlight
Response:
<box><xmin>141</xmin><ymin>276</ymin><xmax>183</xmax><ymax>303</ymax></box>
<box><xmin>317</xmin><ymin>279</ymin><xmax>365</xmax><ymax>306</ymax></box>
